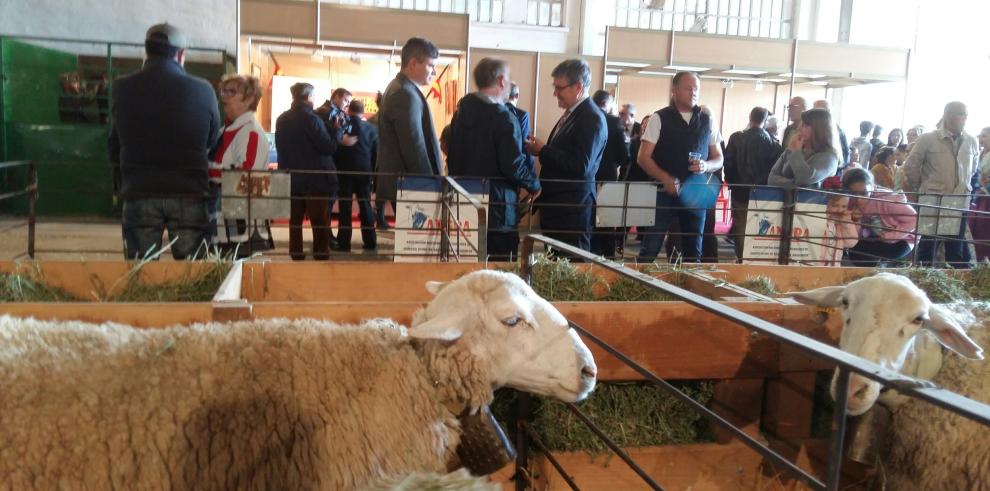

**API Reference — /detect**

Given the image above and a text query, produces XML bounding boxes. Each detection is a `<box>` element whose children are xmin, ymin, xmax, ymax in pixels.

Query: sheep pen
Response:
<box><xmin>0</xmin><ymin>269</ymin><xmax>597</xmax><ymax>490</ymax></box>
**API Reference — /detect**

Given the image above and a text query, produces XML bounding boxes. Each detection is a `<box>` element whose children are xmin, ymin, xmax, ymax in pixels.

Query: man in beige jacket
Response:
<box><xmin>905</xmin><ymin>101</ymin><xmax>980</xmax><ymax>267</ymax></box>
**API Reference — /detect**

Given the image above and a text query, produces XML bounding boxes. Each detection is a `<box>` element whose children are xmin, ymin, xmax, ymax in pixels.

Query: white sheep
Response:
<box><xmin>0</xmin><ymin>269</ymin><xmax>597</xmax><ymax>490</ymax></box>
<box><xmin>792</xmin><ymin>272</ymin><xmax>989</xmax><ymax>489</ymax></box>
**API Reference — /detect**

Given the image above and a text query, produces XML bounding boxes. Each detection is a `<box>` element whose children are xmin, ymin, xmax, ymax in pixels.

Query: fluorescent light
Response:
<box><xmin>664</xmin><ymin>64</ymin><xmax>710</xmax><ymax>72</ymax></box>
<box><xmin>604</xmin><ymin>74</ymin><xmax>618</xmax><ymax>84</ymax></box>
<box><xmin>723</xmin><ymin>68</ymin><xmax>768</xmax><ymax>75</ymax></box>
<box><xmin>809</xmin><ymin>81</ymin><xmax>829</xmax><ymax>86</ymax></box>
<box><xmin>779</xmin><ymin>72</ymin><xmax>806</xmax><ymax>77</ymax></box>
<box><xmin>639</xmin><ymin>70</ymin><xmax>673</xmax><ymax>76</ymax></box>
<box><xmin>807</xmin><ymin>74</ymin><xmax>827</xmax><ymax>79</ymax></box>
<box><xmin>761</xmin><ymin>78</ymin><xmax>787</xmax><ymax>83</ymax></box>
<box><xmin>608</xmin><ymin>61</ymin><xmax>650</xmax><ymax>68</ymax></box>
<box><xmin>605</xmin><ymin>67</ymin><xmax>622</xmax><ymax>73</ymax></box>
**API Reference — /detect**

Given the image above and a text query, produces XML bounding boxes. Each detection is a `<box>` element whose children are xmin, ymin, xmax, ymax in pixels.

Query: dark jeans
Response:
<box><xmin>731</xmin><ymin>199</ymin><xmax>748</xmax><ymax>262</ymax></box>
<box><xmin>637</xmin><ymin>191</ymin><xmax>706</xmax><ymax>263</ymax></box>
<box><xmin>702</xmin><ymin>206</ymin><xmax>718</xmax><ymax>263</ymax></box>
<box><xmin>487</xmin><ymin>230</ymin><xmax>520</xmax><ymax>262</ymax></box>
<box><xmin>916</xmin><ymin>236</ymin><xmax>971</xmax><ymax>268</ymax></box>
<box><xmin>337</xmin><ymin>174</ymin><xmax>377</xmax><ymax>250</ymax></box>
<box><xmin>847</xmin><ymin>240</ymin><xmax>912</xmax><ymax>267</ymax></box>
<box><xmin>122</xmin><ymin>197</ymin><xmax>209</xmax><ymax>260</ymax></box>
<box><xmin>290</xmin><ymin>195</ymin><xmax>331</xmax><ymax>260</ymax></box>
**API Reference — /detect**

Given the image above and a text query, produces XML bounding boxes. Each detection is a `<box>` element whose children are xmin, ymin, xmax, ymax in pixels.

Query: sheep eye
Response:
<box><xmin>912</xmin><ymin>315</ymin><xmax>925</xmax><ymax>325</ymax></box>
<box><xmin>840</xmin><ymin>298</ymin><xmax>849</xmax><ymax>308</ymax></box>
<box><xmin>502</xmin><ymin>315</ymin><xmax>522</xmax><ymax>327</ymax></box>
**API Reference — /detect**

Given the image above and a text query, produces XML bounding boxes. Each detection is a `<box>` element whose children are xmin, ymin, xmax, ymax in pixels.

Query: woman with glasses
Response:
<box><xmin>842</xmin><ymin>167</ymin><xmax>917</xmax><ymax>267</ymax></box>
<box><xmin>209</xmin><ymin>74</ymin><xmax>273</xmax><ymax>256</ymax></box>
<box><xmin>767</xmin><ymin>108</ymin><xmax>840</xmax><ymax>188</ymax></box>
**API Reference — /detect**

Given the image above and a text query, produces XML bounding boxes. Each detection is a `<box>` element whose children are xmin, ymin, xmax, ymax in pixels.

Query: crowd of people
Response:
<box><xmin>108</xmin><ymin>23</ymin><xmax>990</xmax><ymax>268</ymax></box>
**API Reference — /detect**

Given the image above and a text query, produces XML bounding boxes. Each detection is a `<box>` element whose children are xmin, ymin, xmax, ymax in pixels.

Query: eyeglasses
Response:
<box><xmin>552</xmin><ymin>82</ymin><xmax>577</xmax><ymax>92</ymax></box>
<box><xmin>220</xmin><ymin>88</ymin><xmax>240</xmax><ymax>98</ymax></box>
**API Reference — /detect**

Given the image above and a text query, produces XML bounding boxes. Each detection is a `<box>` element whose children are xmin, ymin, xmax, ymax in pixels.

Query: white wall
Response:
<box><xmin>0</xmin><ymin>0</ymin><xmax>237</xmax><ymax>54</ymax></box>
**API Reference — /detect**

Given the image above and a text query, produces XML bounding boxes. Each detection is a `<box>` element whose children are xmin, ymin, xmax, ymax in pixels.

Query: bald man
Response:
<box><xmin>781</xmin><ymin>96</ymin><xmax>807</xmax><ymax>149</ymax></box>
<box><xmin>905</xmin><ymin>101</ymin><xmax>979</xmax><ymax>268</ymax></box>
<box><xmin>813</xmin><ymin>99</ymin><xmax>849</xmax><ymax>164</ymax></box>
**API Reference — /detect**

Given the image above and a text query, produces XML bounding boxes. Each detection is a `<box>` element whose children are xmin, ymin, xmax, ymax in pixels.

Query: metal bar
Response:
<box><xmin>563</xmin><ymin>403</ymin><xmax>665</xmax><ymax>490</ymax></box>
<box><xmin>567</xmin><ymin>318</ymin><xmax>826</xmax><ymax>490</ymax></box>
<box><xmin>825</xmin><ymin>367</ymin><xmax>851</xmax><ymax>491</ymax></box>
<box><xmin>28</xmin><ymin>160</ymin><xmax>37</xmax><ymax>259</ymax></box>
<box><xmin>777</xmin><ymin>187</ymin><xmax>795</xmax><ymax>265</ymax></box>
<box><xmin>0</xmin><ymin>160</ymin><xmax>32</xmax><ymax>170</ymax></box>
<box><xmin>521</xmin><ymin>422</ymin><xmax>581</xmax><ymax>491</ymax></box>
<box><xmin>519</xmin><ymin>234</ymin><xmax>990</xmax><ymax>427</ymax></box>
<box><xmin>440</xmin><ymin>178</ymin><xmax>451</xmax><ymax>262</ymax></box>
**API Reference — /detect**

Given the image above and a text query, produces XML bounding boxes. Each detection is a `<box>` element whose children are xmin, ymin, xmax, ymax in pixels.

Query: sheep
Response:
<box><xmin>792</xmin><ymin>272</ymin><xmax>989</xmax><ymax>490</ymax></box>
<box><xmin>0</xmin><ymin>269</ymin><xmax>597</xmax><ymax>490</ymax></box>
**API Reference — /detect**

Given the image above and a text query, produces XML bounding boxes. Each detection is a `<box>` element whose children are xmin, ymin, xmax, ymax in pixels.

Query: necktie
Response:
<box><xmin>549</xmin><ymin>109</ymin><xmax>571</xmax><ymax>144</ymax></box>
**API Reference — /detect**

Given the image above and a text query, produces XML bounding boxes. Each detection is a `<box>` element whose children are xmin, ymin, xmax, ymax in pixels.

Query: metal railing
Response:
<box><xmin>0</xmin><ymin>160</ymin><xmax>37</xmax><ymax>259</ymax></box>
<box><xmin>511</xmin><ymin>232</ymin><xmax>990</xmax><ymax>491</ymax></box>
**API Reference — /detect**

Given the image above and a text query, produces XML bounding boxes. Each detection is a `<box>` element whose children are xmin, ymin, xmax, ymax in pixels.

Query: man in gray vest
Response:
<box><xmin>375</xmin><ymin>37</ymin><xmax>444</xmax><ymax>204</ymax></box>
<box><xmin>634</xmin><ymin>71</ymin><xmax>723</xmax><ymax>263</ymax></box>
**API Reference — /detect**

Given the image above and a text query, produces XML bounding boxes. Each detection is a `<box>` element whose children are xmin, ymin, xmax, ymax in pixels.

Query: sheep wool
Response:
<box><xmin>883</xmin><ymin>314</ymin><xmax>990</xmax><ymax>491</ymax></box>
<box><xmin>0</xmin><ymin>315</ymin><xmax>495</xmax><ymax>490</ymax></box>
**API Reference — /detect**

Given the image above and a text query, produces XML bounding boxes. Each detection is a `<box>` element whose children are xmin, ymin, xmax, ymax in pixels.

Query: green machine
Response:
<box><xmin>0</xmin><ymin>36</ymin><xmax>232</xmax><ymax>217</ymax></box>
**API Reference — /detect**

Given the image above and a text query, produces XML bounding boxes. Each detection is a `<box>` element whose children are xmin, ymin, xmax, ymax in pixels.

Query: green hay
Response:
<box><xmin>0</xmin><ymin>264</ymin><xmax>81</xmax><ymax>302</ymax></box>
<box><xmin>492</xmin><ymin>381</ymin><xmax>716</xmax><ymax>454</ymax></box>
<box><xmin>885</xmin><ymin>268</ymin><xmax>970</xmax><ymax>304</ymax></box>
<box><xmin>601</xmin><ymin>276</ymin><xmax>676</xmax><ymax>302</ymax></box>
<box><xmin>499</xmin><ymin>254</ymin><xmax>603</xmax><ymax>301</ymax></box>
<box><xmin>963</xmin><ymin>260</ymin><xmax>990</xmax><ymax>300</ymax></box>
<box><xmin>736</xmin><ymin>276</ymin><xmax>778</xmax><ymax>296</ymax></box>
<box><xmin>101</xmin><ymin>259</ymin><xmax>232</xmax><ymax>302</ymax></box>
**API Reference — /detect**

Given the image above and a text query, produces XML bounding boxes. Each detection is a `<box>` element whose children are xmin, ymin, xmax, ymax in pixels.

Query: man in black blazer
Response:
<box><xmin>505</xmin><ymin>82</ymin><xmax>535</xmax><ymax>174</ymax></box>
<box><xmin>590</xmin><ymin>90</ymin><xmax>629</xmax><ymax>258</ymax></box>
<box><xmin>525</xmin><ymin>59</ymin><xmax>607</xmax><ymax>252</ymax></box>
<box><xmin>334</xmin><ymin>99</ymin><xmax>379</xmax><ymax>252</ymax></box>
<box><xmin>375</xmin><ymin>37</ymin><xmax>443</xmax><ymax>203</ymax></box>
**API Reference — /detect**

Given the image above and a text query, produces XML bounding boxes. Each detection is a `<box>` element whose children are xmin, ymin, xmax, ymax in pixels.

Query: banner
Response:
<box><xmin>220</xmin><ymin>170</ymin><xmax>290</xmax><ymax>220</ymax></box>
<box><xmin>394</xmin><ymin>177</ymin><xmax>488</xmax><ymax>262</ymax></box>
<box><xmin>742</xmin><ymin>188</ymin><xmax>831</xmax><ymax>264</ymax></box>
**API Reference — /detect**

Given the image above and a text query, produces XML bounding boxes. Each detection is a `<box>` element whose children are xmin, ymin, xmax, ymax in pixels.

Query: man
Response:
<box><xmin>334</xmin><ymin>99</ymin><xmax>378</xmax><ymax>252</ymax></box>
<box><xmin>869</xmin><ymin>124</ymin><xmax>885</xmax><ymax>162</ymax></box>
<box><xmin>765</xmin><ymin>115</ymin><xmax>781</xmax><ymax>142</ymax></box>
<box><xmin>524</xmin><ymin>59</ymin><xmax>607</xmax><ymax>251</ymax></box>
<box><xmin>634</xmin><ymin>71</ymin><xmax>723</xmax><ymax>263</ymax></box>
<box><xmin>906</xmin><ymin>125</ymin><xmax>923</xmax><ymax>148</ymax></box>
<box><xmin>618</xmin><ymin>103</ymin><xmax>637</xmax><ymax>142</ymax></box>
<box><xmin>813</xmin><ymin>99</ymin><xmax>850</xmax><ymax>165</ymax></box>
<box><xmin>447</xmin><ymin>58</ymin><xmax>541</xmax><ymax>261</ymax></box>
<box><xmin>590</xmin><ymin>89</ymin><xmax>628</xmax><ymax>258</ymax></box>
<box><xmin>108</xmin><ymin>23</ymin><xmax>220</xmax><ymax>260</ymax></box>
<box><xmin>505</xmin><ymin>82</ymin><xmax>535</xmax><ymax>174</ymax></box>
<box><xmin>905</xmin><ymin>101</ymin><xmax>980</xmax><ymax>268</ymax></box>
<box><xmin>723</xmin><ymin>106</ymin><xmax>783</xmax><ymax>261</ymax></box>
<box><xmin>315</xmin><ymin>87</ymin><xmax>358</xmax><ymax>245</ymax></box>
<box><xmin>849</xmin><ymin>121</ymin><xmax>875</xmax><ymax>168</ymax></box>
<box><xmin>376</xmin><ymin>37</ymin><xmax>444</xmax><ymax>204</ymax></box>
<box><xmin>275</xmin><ymin>82</ymin><xmax>339</xmax><ymax>260</ymax></box>
<box><xmin>781</xmin><ymin>96</ymin><xmax>807</xmax><ymax>148</ymax></box>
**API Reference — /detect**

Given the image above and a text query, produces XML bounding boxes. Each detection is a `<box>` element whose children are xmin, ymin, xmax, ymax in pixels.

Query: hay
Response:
<box><xmin>492</xmin><ymin>381</ymin><xmax>716</xmax><ymax>454</ymax></box>
<box><xmin>0</xmin><ymin>264</ymin><xmax>81</xmax><ymax>302</ymax></box>
<box><xmin>885</xmin><ymin>268</ymin><xmax>969</xmax><ymax>304</ymax></box>
<box><xmin>500</xmin><ymin>254</ymin><xmax>603</xmax><ymax>301</ymax></box>
<box><xmin>736</xmin><ymin>276</ymin><xmax>778</xmax><ymax>296</ymax></box>
<box><xmin>99</xmin><ymin>259</ymin><xmax>232</xmax><ymax>302</ymax></box>
<box><xmin>601</xmin><ymin>276</ymin><xmax>676</xmax><ymax>302</ymax></box>
<box><xmin>964</xmin><ymin>260</ymin><xmax>990</xmax><ymax>300</ymax></box>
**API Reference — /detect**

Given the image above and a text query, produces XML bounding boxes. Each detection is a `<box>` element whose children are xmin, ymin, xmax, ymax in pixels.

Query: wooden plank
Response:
<box><xmin>558</xmin><ymin>302</ymin><xmax>784</xmax><ymax>380</ymax></box>
<box><xmin>763</xmin><ymin>372</ymin><xmax>818</xmax><ymax>440</ymax></box>
<box><xmin>535</xmin><ymin>441</ymin><xmax>765</xmax><ymax>491</ymax></box>
<box><xmin>0</xmin><ymin>303</ymin><xmax>213</xmax><ymax>327</ymax></box>
<box><xmin>240</xmin><ymin>261</ymin><xmax>485</xmax><ymax>302</ymax></box>
<box><xmin>710</xmin><ymin>379</ymin><xmax>765</xmax><ymax>444</ymax></box>
<box><xmin>765</xmin><ymin>439</ymin><xmax>871</xmax><ymax>490</ymax></box>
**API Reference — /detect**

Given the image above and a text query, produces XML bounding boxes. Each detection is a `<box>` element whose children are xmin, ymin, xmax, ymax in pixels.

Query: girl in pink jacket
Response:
<box><xmin>841</xmin><ymin>167</ymin><xmax>917</xmax><ymax>266</ymax></box>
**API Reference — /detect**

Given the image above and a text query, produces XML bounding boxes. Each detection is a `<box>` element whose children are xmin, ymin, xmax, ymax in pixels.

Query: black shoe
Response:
<box><xmin>328</xmin><ymin>237</ymin><xmax>339</xmax><ymax>250</ymax></box>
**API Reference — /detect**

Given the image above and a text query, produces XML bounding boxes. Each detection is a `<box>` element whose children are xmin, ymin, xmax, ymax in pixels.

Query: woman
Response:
<box><xmin>842</xmin><ymin>167</ymin><xmax>917</xmax><ymax>267</ymax></box>
<box><xmin>870</xmin><ymin>146</ymin><xmax>897</xmax><ymax>189</ymax></box>
<box><xmin>767</xmin><ymin>108</ymin><xmax>840</xmax><ymax>188</ymax></box>
<box><xmin>969</xmin><ymin>127</ymin><xmax>990</xmax><ymax>261</ymax></box>
<box><xmin>820</xmin><ymin>176</ymin><xmax>859</xmax><ymax>266</ymax></box>
<box><xmin>886</xmin><ymin>128</ymin><xmax>904</xmax><ymax>148</ymax></box>
<box><xmin>209</xmin><ymin>74</ymin><xmax>272</xmax><ymax>256</ymax></box>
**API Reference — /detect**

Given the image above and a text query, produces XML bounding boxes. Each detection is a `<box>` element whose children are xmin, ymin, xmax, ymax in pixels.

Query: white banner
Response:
<box><xmin>742</xmin><ymin>188</ymin><xmax>833</xmax><ymax>264</ymax></box>
<box><xmin>394</xmin><ymin>178</ymin><xmax>488</xmax><ymax>263</ymax></box>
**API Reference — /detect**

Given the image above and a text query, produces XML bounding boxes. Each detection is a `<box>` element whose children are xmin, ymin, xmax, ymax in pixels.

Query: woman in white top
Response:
<box><xmin>209</xmin><ymin>74</ymin><xmax>272</xmax><ymax>255</ymax></box>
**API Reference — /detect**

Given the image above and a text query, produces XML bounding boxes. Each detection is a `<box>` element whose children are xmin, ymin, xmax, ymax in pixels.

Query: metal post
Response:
<box><xmin>27</xmin><ymin>160</ymin><xmax>37</xmax><ymax>259</ymax></box>
<box><xmin>439</xmin><ymin>178</ymin><xmax>451</xmax><ymax>262</ymax></box>
<box><xmin>246</xmin><ymin>168</ymin><xmax>253</xmax><ymax>257</ymax></box>
<box><xmin>777</xmin><ymin>188</ymin><xmax>796</xmax><ymax>265</ymax></box>
<box><xmin>825</xmin><ymin>367</ymin><xmax>851</xmax><ymax>491</ymax></box>
<box><xmin>514</xmin><ymin>238</ymin><xmax>535</xmax><ymax>491</ymax></box>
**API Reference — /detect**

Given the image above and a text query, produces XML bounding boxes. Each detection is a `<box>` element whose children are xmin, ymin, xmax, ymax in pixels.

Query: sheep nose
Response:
<box><xmin>581</xmin><ymin>366</ymin><xmax>597</xmax><ymax>379</ymax></box>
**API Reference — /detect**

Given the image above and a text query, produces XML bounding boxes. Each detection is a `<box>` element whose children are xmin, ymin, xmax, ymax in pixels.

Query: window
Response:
<box><xmin>323</xmin><ymin>0</ymin><xmax>505</xmax><ymax>23</ymax></box>
<box><xmin>526</xmin><ymin>0</ymin><xmax>564</xmax><ymax>27</ymax></box>
<box><xmin>611</xmin><ymin>0</ymin><xmax>794</xmax><ymax>39</ymax></box>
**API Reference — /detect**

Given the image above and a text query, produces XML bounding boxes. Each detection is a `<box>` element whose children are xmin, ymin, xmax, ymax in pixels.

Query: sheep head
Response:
<box><xmin>791</xmin><ymin>273</ymin><xmax>984</xmax><ymax>416</ymax></box>
<box><xmin>409</xmin><ymin>270</ymin><xmax>597</xmax><ymax>403</ymax></box>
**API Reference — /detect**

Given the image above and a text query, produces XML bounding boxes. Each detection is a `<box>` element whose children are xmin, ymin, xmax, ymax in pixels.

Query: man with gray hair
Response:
<box><xmin>525</xmin><ymin>59</ymin><xmax>607</xmax><ymax>251</ymax></box>
<box><xmin>505</xmin><ymin>82</ymin><xmax>535</xmax><ymax>173</ymax></box>
<box><xmin>905</xmin><ymin>101</ymin><xmax>980</xmax><ymax>268</ymax></box>
<box><xmin>446</xmin><ymin>57</ymin><xmax>541</xmax><ymax>261</ymax></box>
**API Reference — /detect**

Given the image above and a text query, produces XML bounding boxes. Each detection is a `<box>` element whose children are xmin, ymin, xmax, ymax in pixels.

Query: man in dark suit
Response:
<box><xmin>590</xmin><ymin>90</ymin><xmax>628</xmax><ymax>258</ymax></box>
<box><xmin>109</xmin><ymin>23</ymin><xmax>220</xmax><ymax>260</ymax></box>
<box><xmin>275</xmin><ymin>82</ymin><xmax>338</xmax><ymax>261</ymax></box>
<box><xmin>505</xmin><ymin>82</ymin><xmax>535</xmax><ymax>174</ymax></box>
<box><xmin>447</xmin><ymin>58</ymin><xmax>541</xmax><ymax>262</ymax></box>
<box><xmin>525</xmin><ymin>59</ymin><xmax>607</xmax><ymax>252</ymax></box>
<box><xmin>375</xmin><ymin>37</ymin><xmax>443</xmax><ymax>204</ymax></box>
<box><xmin>334</xmin><ymin>99</ymin><xmax>378</xmax><ymax>252</ymax></box>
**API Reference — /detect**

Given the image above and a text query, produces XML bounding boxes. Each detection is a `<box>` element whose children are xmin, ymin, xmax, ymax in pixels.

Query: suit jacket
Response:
<box><xmin>596</xmin><ymin>113</ymin><xmax>628</xmax><ymax>182</ymax></box>
<box><xmin>375</xmin><ymin>73</ymin><xmax>443</xmax><ymax>201</ymax></box>
<box><xmin>537</xmin><ymin>97</ymin><xmax>607</xmax><ymax>226</ymax></box>
<box><xmin>506</xmin><ymin>103</ymin><xmax>535</xmax><ymax>174</ymax></box>
<box><xmin>274</xmin><ymin>102</ymin><xmax>338</xmax><ymax>196</ymax></box>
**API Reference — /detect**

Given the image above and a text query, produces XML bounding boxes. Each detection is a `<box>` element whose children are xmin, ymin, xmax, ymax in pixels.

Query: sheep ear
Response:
<box><xmin>425</xmin><ymin>281</ymin><xmax>448</xmax><ymax>296</ymax></box>
<box><xmin>788</xmin><ymin>285</ymin><xmax>845</xmax><ymax>307</ymax></box>
<box><xmin>925</xmin><ymin>305</ymin><xmax>984</xmax><ymax>360</ymax></box>
<box><xmin>408</xmin><ymin>312</ymin><xmax>464</xmax><ymax>341</ymax></box>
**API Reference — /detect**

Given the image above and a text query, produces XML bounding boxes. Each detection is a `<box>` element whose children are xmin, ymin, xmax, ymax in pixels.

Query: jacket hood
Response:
<box><xmin>455</xmin><ymin>93</ymin><xmax>508</xmax><ymax>129</ymax></box>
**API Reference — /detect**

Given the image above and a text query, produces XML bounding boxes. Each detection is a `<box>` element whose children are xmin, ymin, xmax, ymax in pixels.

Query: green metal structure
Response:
<box><xmin>0</xmin><ymin>36</ymin><xmax>232</xmax><ymax>217</ymax></box>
